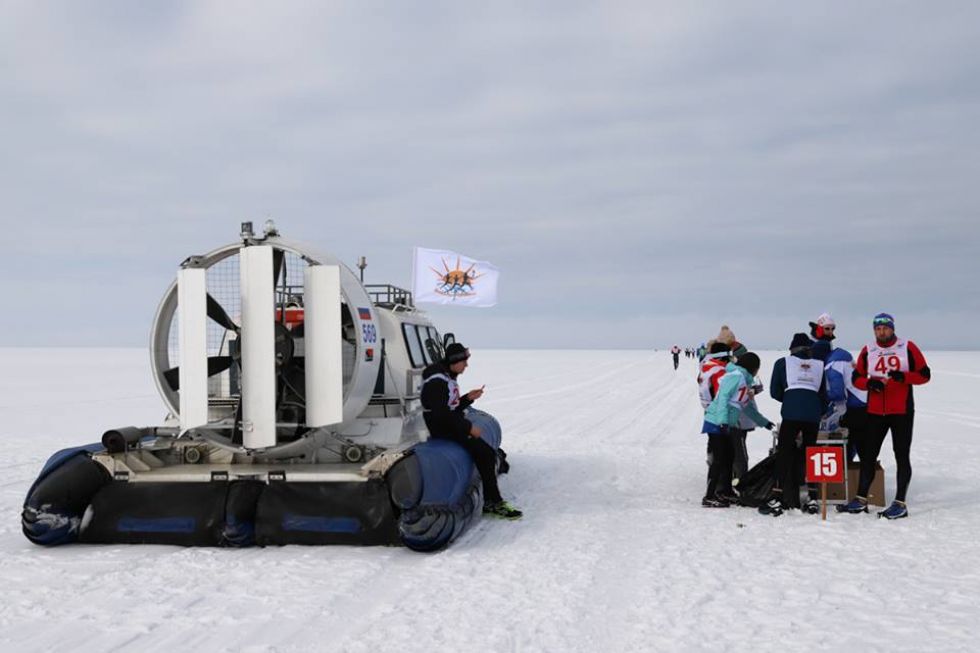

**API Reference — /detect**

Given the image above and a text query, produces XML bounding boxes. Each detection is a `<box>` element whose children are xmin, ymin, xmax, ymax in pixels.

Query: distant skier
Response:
<box><xmin>839</xmin><ymin>313</ymin><xmax>930</xmax><ymax>519</ymax></box>
<box><xmin>421</xmin><ymin>343</ymin><xmax>522</xmax><ymax>520</ymax></box>
<box><xmin>671</xmin><ymin>345</ymin><xmax>681</xmax><ymax>370</ymax></box>
<box><xmin>761</xmin><ymin>333</ymin><xmax>825</xmax><ymax>516</ymax></box>
<box><xmin>701</xmin><ymin>352</ymin><xmax>775</xmax><ymax>507</ymax></box>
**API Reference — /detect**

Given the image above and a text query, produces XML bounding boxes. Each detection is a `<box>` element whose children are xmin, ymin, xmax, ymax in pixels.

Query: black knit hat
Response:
<box><xmin>790</xmin><ymin>333</ymin><xmax>813</xmax><ymax>352</ymax></box>
<box><xmin>707</xmin><ymin>342</ymin><xmax>732</xmax><ymax>360</ymax></box>
<box><xmin>737</xmin><ymin>352</ymin><xmax>761</xmax><ymax>375</ymax></box>
<box><xmin>444</xmin><ymin>342</ymin><xmax>470</xmax><ymax>364</ymax></box>
<box><xmin>709</xmin><ymin>342</ymin><xmax>731</xmax><ymax>355</ymax></box>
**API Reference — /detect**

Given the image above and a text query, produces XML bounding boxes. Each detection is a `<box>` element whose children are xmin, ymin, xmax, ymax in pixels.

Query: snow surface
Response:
<box><xmin>1</xmin><ymin>348</ymin><xmax>978</xmax><ymax>652</ymax></box>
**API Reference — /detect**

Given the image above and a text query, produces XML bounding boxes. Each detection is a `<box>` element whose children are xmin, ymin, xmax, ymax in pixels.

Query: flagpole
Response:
<box><xmin>411</xmin><ymin>247</ymin><xmax>417</xmax><ymax>302</ymax></box>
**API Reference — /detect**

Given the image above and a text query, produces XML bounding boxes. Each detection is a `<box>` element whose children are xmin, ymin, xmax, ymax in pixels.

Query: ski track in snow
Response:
<box><xmin>1</xmin><ymin>349</ymin><xmax>979</xmax><ymax>652</ymax></box>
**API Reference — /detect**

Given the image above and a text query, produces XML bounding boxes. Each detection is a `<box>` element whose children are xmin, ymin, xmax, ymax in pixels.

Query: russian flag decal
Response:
<box><xmin>358</xmin><ymin>307</ymin><xmax>371</xmax><ymax>321</ymax></box>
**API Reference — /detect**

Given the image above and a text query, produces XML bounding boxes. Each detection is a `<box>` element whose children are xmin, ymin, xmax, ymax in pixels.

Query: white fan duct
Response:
<box><xmin>238</xmin><ymin>245</ymin><xmax>277</xmax><ymax>449</ymax></box>
<box><xmin>304</xmin><ymin>264</ymin><xmax>344</xmax><ymax>428</ymax></box>
<box><xmin>150</xmin><ymin>234</ymin><xmax>381</xmax><ymax>451</ymax></box>
<box><xmin>176</xmin><ymin>266</ymin><xmax>208</xmax><ymax>432</ymax></box>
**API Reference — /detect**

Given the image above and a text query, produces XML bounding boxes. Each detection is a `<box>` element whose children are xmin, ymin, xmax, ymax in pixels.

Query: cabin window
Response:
<box><xmin>402</xmin><ymin>323</ymin><xmax>426</xmax><ymax>368</ymax></box>
<box><xmin>416</xmin><ymin>326</ymin><xmax>437</xmax><ymax>364</ymax></box>
<box><xmin>424</xmin><ymin>326</ymin><xmax>442</xmax><ymax>362</ymax></box>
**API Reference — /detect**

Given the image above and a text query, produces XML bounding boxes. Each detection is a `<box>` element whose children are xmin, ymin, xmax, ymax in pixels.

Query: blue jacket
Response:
<box><xmin>703</xmin><ymin>362</ymin><xmax>771</xmax><ymax>432</ymax></box>
<box><xmin>770</xmin><ymin>354</ymin><xmax>826</xmax><ymax>423</ymax></box>
<box><xmin>823</xmin><ymin>346</ymin><xmax>867</xmax><ymax>409</ymax></box>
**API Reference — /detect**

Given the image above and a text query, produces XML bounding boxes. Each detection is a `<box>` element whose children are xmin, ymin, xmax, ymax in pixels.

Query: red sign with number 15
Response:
<box><xmin>805</xmin><ymin>446</ymin><xmax>845</xmax><ymax>483</ymax></box>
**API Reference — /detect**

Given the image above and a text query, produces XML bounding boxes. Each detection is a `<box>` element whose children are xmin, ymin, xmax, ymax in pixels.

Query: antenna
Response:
<box><xmin>357</xmin><ymin>256</ymin><xmax>367</xmax><ymax>282</ymax></box>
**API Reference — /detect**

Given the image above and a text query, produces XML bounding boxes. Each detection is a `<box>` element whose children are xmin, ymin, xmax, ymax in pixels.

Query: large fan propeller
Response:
<box><xmin>162</xmin><ymin>248</ymin><xmax>287</xmax><ymax>391</ymax></box>
<box><xmin>166</xmin><ymin>239</ymin><xmax>343</xmax><ymax>449</ymax></box>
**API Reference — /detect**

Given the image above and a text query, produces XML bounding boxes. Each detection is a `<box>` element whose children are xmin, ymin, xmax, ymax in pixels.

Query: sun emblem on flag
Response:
<box><xmin>431</xmin><ymin>257</ymin><xmax>482</xmax><ymax>299</ymax></box>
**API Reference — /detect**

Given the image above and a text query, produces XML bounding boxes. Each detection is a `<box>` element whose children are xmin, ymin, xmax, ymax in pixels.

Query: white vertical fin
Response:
<box><xmin>178</xmin><ymin>267</ymin><xmax>209</xmax><ymax>431</ymax></box>
<box><xmin>239</xmin><ymin>245</ymin><xmax>277</xmax><ymax>449</ymax></box>
<box><xmin>305</xmin><ymin>264</ymin><xmax>344</xmax><ymax>427</ymax></box>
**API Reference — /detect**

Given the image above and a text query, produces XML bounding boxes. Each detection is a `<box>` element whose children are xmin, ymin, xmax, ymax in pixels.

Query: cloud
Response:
<box><xmin>1</xmin><ymin>1</ymin><xmax>977</xmax><ymax>349</ymax></box>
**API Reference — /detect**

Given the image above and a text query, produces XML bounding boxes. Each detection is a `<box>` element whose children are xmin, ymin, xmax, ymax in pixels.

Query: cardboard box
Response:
<box><xmin>826</xmin><ymin>461</ymin><xmax>886</xmax><ymax>506</ymax></box>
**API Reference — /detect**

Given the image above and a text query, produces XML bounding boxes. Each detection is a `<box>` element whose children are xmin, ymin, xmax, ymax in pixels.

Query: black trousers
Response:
<box><xmin>435</xmin><ymin>433</ymin><xmax>503</xmax><ymax>504</ymax></box>
<box><xmin>773</xmin><ymin>420</ymin><xmax>818</xmax><ymax>508</ymax></box>
<box><xmin>705</xmin><ymin>434</ymin><xmax>735</xmax><ymax>498</ymax></box>
<box><xmin>841</xmin><ymin>406</ymin><xmax>868</xmax><ymax>462</ymax></box>
<box><xmin>730</xmin><ymin>428</ymin><xmax>749</xmax><ymax>485</ymax></box>
<box><xmin>860</xmin><ymin>412</ymin><xmax>914</xmax><ymax>503</ymax></box>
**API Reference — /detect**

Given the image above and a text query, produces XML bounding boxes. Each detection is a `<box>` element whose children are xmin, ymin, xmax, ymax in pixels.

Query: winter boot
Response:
<box><xmin>717</xmin><ymin>492</ymin><xmax>740</xmax><ymax>506</ymax></box>
<box><xmin>836</xmin><ymin>496</ymin><xmax>869</xmax><ymax>514</ymax></box>
<box><xmin>702</xmin><ymin>495</ymin><xmax>731</xmax><ymax>508</ymax></box>
<box><xmin>496</xmin><ymin>448</ymin><xmax>510</xmax><ymax>475</ymax></box>
<box><xmin>802</xmin><ymin>498</ymin><xmax>821</xmax><ymax>515</ymax></box>
<box><xmin>758</xmin><ymin>498</ymin><xmax>784</xmax><ymax>517</ymax></box>
<box><xmin>483</xmin><ymin>500</ymin><xmax>523</xmax><ymax>520</ymax></box>
<box><xmin>878</xmin><ymin>500</ymin><xmax>909</xmax><ymax>520</ymax></box>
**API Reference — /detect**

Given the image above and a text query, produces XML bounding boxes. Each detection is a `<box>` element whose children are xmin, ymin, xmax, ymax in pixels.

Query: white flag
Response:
<box><xmin>412</xmin><ymin>247</ymin><xmax>499</xmax><ymax>307</ymax></box>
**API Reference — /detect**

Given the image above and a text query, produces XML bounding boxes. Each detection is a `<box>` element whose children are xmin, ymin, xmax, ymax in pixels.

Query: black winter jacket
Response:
<box><xmin>770</xmin><ymin>353</ymin><xmax>827</xmax><ymax>423</ymax></box>
<box><xmin>420</xmin><ymin>362</ymin><xmax>474</xmax><ymax>439</ymax></box>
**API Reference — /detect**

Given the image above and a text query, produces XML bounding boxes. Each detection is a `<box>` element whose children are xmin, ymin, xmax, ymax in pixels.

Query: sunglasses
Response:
<box><xmin>873</xmin><ymin>318</ymin><xmax>893</xmax><ymax>326</ymax></box>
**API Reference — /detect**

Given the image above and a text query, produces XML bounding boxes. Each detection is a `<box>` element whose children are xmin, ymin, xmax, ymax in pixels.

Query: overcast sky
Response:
<box><xmin>2</xmin><ymin>1</ymin><xmax>978</xmax><ymax>351</ymax></box>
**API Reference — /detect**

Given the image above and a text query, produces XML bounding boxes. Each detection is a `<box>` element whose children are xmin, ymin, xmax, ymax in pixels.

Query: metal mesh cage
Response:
<box><xmin>165</xmin><ymin>248</ymin><xmax>354</xmax><ymax>400</ymax></box>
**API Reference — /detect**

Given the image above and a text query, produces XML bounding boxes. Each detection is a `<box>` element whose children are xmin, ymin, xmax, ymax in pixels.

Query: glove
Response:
<box><xmin>887</xmin><ymin>370</ymin><xmax>906</xmax><ymax>382</ymax></box>
<box><xmin>867</xmin><ymin>378</ymin><xmax>886</xmax><ymax>393</ymax></box>
<box><xmin>765</xmin><ymin>421</ymin><xmax>776</xmax><ymax>431</ymax></box>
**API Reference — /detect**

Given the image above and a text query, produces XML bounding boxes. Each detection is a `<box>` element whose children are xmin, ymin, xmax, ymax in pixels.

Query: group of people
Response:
<box><xmin>670</xmin><ymin>345</ymin><xmax>706</xmax><ymax>369</ymax></box>
<box><xmin>697</xmin><ymin>313</ymin><xmax>930</xmax><ymax>520</ymax></box>
<box><xmin>419</xmin><ymin>312</ymin><xmax>930</xmax><ymax>526</ymax></box>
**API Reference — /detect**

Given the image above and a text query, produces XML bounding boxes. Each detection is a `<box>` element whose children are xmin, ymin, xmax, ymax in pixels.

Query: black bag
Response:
<box><xmin>735</xmin><ymin>453</ymin><xmax>776</xmax><ymax>507</ymax></box>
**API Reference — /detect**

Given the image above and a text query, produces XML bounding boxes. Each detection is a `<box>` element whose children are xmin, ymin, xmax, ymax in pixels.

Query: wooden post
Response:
<box><xmin>821</xmin><ymin>482</ymin><xmax>828</xmax><ymax>521</ymax></box>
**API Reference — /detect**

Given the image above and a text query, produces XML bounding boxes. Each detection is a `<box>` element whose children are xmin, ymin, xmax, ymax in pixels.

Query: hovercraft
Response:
<box><xmin>22</xmin><ymin>222</ymin><xmax>507</xmax><ymax>552</ymax></box>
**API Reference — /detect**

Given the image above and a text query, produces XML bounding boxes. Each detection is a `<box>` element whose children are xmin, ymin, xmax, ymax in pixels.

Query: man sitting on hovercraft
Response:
<box><xmin>420</xmin><ymin>343</ymin><xmax>522</xmax><ymax>520</ymax></box>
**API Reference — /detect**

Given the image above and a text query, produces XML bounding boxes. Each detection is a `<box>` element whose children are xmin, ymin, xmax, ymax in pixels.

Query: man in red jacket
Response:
<box><xmin>840</xmin><ymin>313</ymin><xmax>930</xmax><ymax>519</ymax></box>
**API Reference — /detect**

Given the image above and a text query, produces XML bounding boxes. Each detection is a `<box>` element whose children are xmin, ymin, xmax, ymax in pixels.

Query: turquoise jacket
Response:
<box><xmin>703</xmin><ymin>362</ymin><xmax>772</xmax><ymax>430</ymax></box>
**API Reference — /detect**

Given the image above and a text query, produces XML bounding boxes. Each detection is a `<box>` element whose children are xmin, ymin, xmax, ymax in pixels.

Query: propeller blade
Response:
<box><xmin>163</xmin><ymin>356</ymin><xmax>235</xmax><ymax>391</ymax></box>
<box><xmin>207</xmin><ymin>355</ymin><xmax>235</xmax><ymax>377</ymax></box>
<box><xmin>206</xmin><ymin>293</ymin><xmax>239</xmax><ymax>332</ymax></box>
<box><xmin>273</xmin><ymin>248</ymin><xmax>285</xmax><ymax>288</ymax></box>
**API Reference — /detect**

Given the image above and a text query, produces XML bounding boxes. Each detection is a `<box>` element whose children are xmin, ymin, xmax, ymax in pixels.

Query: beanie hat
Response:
<box><xmin>707</xmin><ymin>342</ymin><xmax>731</xmax><ymax>360</ymax></box>
<box><xmin>715</xmin><ymin>325</ymin><xmax>736</xmax><ymax>346</ymax></box>
<box><xmin>444</xmin><ymin>342</ymin><xmax>470</xmax><ymax>364</ymax></box>
<box><xmin>808</xmin><ymin>312</ymin><xmax>836</xmax><ymax>341</ymax></box>
<box><xmin>737</xmin><ymin>352</ymin><xmax>761</xmax><ymax>376</ymax></box>
<box><xmin>873</xmin><ymin>313</ymin><xmax>895</xmax><ymax>330</ymax></box>
<box><xmin>790</xmin><ymin>333</ymin><xmax>813</xmax><ymax>352</ymax></box>
<box><xmin>816</xmin><ymin>313</ymin><xmax>835</xmax><ymax>327</ymax></box>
